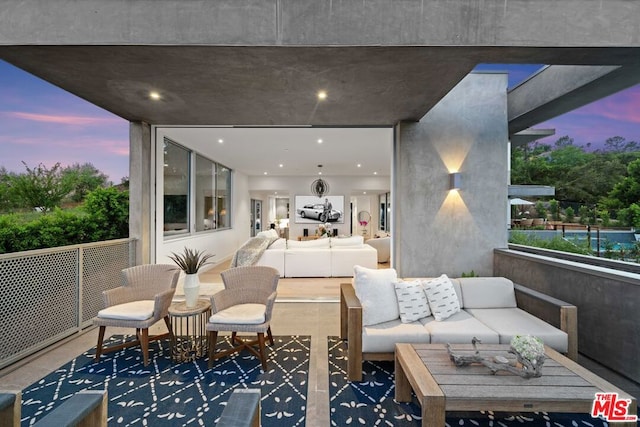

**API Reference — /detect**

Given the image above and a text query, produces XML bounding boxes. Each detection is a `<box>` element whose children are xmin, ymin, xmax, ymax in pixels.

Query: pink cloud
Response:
<box><xmin>569</xmin><ymin>86</ymin><xmax>640</xmax><ymax>124</ymax></box>
<box><xmin>6</xmin><ymin>111</ymin><xmax>122</xmax><ymax>126</ymax></box>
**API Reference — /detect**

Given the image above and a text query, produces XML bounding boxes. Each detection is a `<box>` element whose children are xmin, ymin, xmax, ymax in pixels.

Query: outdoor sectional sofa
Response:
<box><xmin>340</xmin><ymin>268</ymin><xmax>577</xmax><ymax>381</ymax></box>
<box><xmin>254</xmin><ymin>235</ymin><xmax>378</xmax><ymax>278</ymax></box>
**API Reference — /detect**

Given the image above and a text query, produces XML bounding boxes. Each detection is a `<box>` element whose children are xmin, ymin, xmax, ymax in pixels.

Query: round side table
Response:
<box><xmin>168</xmin><ymin>299</ymin><xmax>211</xmax><ymax>363</ymax></box>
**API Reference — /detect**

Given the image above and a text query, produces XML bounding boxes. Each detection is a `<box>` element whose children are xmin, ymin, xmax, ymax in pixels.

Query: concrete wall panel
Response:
<box><xmin>2</xmin><ymin>0</ymin><xmax>639</xmax><ymax>46</ymax></box>
<box><xmin>395</xmin><ymin>72</ymin><xmax>508</xmax><ymax>278</ymax></box>
<box><xmin>494</xmin><ymin>248</ymin><xmax>640</xmax><ymax>383</ymax></box>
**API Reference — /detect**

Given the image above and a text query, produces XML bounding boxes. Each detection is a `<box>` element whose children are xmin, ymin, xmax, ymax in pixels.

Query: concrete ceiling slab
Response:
<box><xmin>0</xmin><ymin>45</ymin><xmax>480</xmax><ymax>126</ymax></box>
<box><xmin>3</xmin><ymin>45</ymin><xmax>640</xmax><ymax>128</ymax></box>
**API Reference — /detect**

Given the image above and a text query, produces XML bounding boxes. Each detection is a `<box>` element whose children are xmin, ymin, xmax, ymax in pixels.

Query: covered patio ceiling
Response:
<box><xmin>1</xmin><ymin>45</ymin><xmax>640</xmax><ymax>127</ymax></box>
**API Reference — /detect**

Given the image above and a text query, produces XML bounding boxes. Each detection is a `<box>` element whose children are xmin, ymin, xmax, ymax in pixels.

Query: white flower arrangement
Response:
<box><xmin>510</xmin><ymin>335</ymin><xmax>545</xmax><ymax>363</ymax></box>
<box><xmin>447</xmin><ymin>336</ymin><xmax>546</xmax><ymax>378</ymax></box>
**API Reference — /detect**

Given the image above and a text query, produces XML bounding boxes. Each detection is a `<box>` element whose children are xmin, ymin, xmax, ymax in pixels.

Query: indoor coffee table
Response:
<box><xmin>395</xmin><ymin>343</ymin><xmax>637</xmax><ymax>427</ymax></box>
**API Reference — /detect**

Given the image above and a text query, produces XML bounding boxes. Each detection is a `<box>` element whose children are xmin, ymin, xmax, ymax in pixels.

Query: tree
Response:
<box><xmin>62</xmin><ymin>162</ymin><xmax>109</xmax><ymax>202</ymax></box>
<box><xmin>84</xmin><ymin>187</ymin><xmax>129</xmax><ymax>239</ymax></box>
<box><xmin>0</xmin><ymin>167</ymin><xmax>19</xmax><ymax>212</ymax></box>
<box><xmin>602</xmin><ymin>158</ymin><xmax>640</xmax><ymax>210</ymax></box>
<box><xmin>10</xmin><ymin>162</ymin><xmax>73</xmax><ymax>213</ymax></box>
<box><xmin>549</xmin><ymin>199</ymin><xmax>560</xmax><ymax>221</ymax></box>
<box><xmin>602</xmin><ymin>136</ymin><xmax>639</xmax><ymax>153</ymax></box>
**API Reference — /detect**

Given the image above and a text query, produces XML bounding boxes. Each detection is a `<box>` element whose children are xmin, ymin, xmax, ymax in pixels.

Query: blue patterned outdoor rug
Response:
<box><xmin>328</xmin><ymin>337</ymin><xmax>611</xmax><ymax>427</ymax></box>
<box><xmin>21</xmin><ymin>335</ymin><xmax>309</xmax><ymax>426</ymax></box>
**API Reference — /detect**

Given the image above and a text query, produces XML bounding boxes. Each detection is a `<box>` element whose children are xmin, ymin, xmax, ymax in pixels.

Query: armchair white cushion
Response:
<box><xmin>97</xmin><ymin>300</ymin><xmax>154</xmax><ymax>321</ymax></box>
<box><xmin>209</xmin><ymin>303</ymin><xmax>267</xmax><ymax>324</ymax></box>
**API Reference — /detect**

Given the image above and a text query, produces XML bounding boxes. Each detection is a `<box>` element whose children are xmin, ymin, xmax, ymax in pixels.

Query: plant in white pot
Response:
<box><xmin>169</xmin><ymin>248</ymin><xmax>215</xmax><ymax>308</ymax></box>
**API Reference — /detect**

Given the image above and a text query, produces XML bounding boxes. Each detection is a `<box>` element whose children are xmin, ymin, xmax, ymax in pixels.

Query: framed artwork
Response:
<box><xmin>294</xmin><ymin>195</ymin><xmax>345</xmax><ymax>224</ymax></box>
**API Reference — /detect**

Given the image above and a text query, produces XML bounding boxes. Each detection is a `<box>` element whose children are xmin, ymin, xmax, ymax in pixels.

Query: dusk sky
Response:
<box><xmin>1</xmin><ymin>60</ymin><xmax>639</xmax><ymax>183</ymax></box>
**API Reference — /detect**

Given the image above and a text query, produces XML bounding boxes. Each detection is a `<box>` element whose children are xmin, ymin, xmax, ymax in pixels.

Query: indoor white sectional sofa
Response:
<box><xmin>340</xmin><ymin>266</ymin><xmax>577</xmax><ymax>381</ymax></box>
<box><xmin>255</xmin><ymin>235</ymin><xmax>378</xmax><ymax>278</ymax></box>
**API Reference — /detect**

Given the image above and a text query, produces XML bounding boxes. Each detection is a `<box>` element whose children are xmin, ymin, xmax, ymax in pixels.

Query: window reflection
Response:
<box><xmin>163</xmin><ymin>140</ymin><xmax>190</xmax><ymax>235</ymax></box>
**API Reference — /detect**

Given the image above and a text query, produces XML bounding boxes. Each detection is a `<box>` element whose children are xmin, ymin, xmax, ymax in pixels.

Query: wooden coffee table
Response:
<box><xmin>395</xmin><ymin>343</ymin><xmax>637</xmax><ymax>427</ymax></box>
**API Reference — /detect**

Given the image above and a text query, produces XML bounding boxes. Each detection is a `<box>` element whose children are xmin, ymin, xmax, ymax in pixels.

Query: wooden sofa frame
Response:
<box><xmin>340</xmin><ymin>282</ymin><xmax>578</xmax><ymax>381</ymax></box>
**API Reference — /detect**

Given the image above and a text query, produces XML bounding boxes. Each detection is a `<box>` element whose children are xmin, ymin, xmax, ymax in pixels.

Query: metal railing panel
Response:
<box><xmin>81</xmin><ymin>242</ymin><xmax>133</xmax><ymax>327</ymax></box>
<box><xmin>0</xmin><ymin>239</ymin><xmax>135</xmax><ymax>370</ymax></box>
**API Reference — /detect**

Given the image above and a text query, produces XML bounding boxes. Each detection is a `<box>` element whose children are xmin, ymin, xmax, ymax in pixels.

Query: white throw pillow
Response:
<box><xmin>353</xmin><ymin>265</ymin><xmax>399</xmax><ymax>326</ymax></box>
<box><xmin>394</xmin><ymin>279</ymin><xmax>431</xmax><ymax>323</ymax></box>
<box><xmin>422</xmin><ymin>274</ymin><xmax>461</xmax><ymax>321</ymax></box>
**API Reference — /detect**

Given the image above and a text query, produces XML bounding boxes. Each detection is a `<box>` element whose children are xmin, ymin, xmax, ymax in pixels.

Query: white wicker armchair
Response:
<box><xmin>207</xmin><ymin>266</ymin><xmax>280</xmax><ymax>370</ymax></box>
<box><xmin>93</xmin><ymin>264</ymin><xmax>180</xmax><ymax>366</ymax></box>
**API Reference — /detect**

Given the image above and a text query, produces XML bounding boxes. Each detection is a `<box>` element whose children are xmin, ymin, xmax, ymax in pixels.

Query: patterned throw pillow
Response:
<box><xmin>394</xmin><ymin>279</ymin><xmax>431</xmax><ymax>323</ymax></box>
<box><xmin>422</xmin><ymin>274</ymin><xmax>461</xmax><ymax>321</ymax></box>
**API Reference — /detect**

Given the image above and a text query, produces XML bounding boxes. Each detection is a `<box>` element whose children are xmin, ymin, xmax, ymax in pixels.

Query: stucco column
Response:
<box><xmin>129</xmin><ymin>121</ymin><xmax>152</xmax><ymax>265</ymax></box>
<box><xmin>393</xmin><ymin>73</ymin><xmax>509</xmax><ymax>277</ymax></box>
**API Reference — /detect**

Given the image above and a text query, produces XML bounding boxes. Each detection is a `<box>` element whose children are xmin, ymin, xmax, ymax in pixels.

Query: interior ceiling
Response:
<box><xmin>1</xmin><ymin>45</ymin><xmax>639</xmax><ymax>179</ymax></box>
<box><xmin>160</xmin><ymin>127</ymin><xmax>394</xmax><ymax>178</ymax></box>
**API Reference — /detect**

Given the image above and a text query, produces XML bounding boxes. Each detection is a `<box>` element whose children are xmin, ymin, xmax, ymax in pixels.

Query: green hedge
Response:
<box><xmin>0</xmin><ymin>187</ymin><xmax>128</xmax><ymax>254</ymax></box>
<box><xmin>509</xmin><ymin>231</ymin><xmax>591</xmax><ymax>255</ymax></box>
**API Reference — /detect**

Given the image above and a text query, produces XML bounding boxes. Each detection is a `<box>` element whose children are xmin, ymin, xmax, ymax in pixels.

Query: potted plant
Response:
<box><xmin>169</xmin><ymin>248</ymin><xmax>215</xmax><ymax>308</ymax></box>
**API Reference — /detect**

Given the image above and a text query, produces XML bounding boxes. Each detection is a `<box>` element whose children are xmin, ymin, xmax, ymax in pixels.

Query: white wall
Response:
<box><xmin>248</xmin><ymin>175</ymin><xmax>389</xmax><ymax>239</ymax></box>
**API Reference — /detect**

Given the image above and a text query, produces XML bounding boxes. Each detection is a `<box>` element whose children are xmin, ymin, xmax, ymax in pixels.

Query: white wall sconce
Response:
<box><xmin>449</xmin><ymin>172</ymin><xmax>462</xmax><ymax>190</ymax></box>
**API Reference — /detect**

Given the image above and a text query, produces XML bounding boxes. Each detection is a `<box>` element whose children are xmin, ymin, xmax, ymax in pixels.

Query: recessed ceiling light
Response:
<box><xmin>264</xmin><ymin>172</ymin><xmax>268</xmax><ymax>175</ymax></box>
<box><xmin>357</xmin><ymin>163</ymin><xmax>362</xmax><ymax>168</ymax></box>
<box><xmin>274</xmin><ymin>191</ymin><xmax>278</xmax><ymax>195</ymax></box>
<box><xmin>373</xmin><ymin>171</ymin><xmax>378</xmax><ymax>175</ymax></box>
<box><xmin>317</xmin><ymin>138</ymin><xmax>323</xmax><ymax>144</ymax></box>
<box><xmin>363</xmin><ymin>191</ymin><xmax>367</xmax><ymax>194</ymax></box>
<box><xmin>317</xmin><ymin>91</ymin><xmax>327</xmax><ymax>100</ymax></box>
<box><xmin>218</xmin><ymin>139</ymin><xmax>224</xmax><ymax>143</ymax></box>
<box><xmin>279</xmin><ymin>164</ymin><xmax>284</xmax><ymax>168</ymax></box>
<box><xmin>149</xmin><ymin>91</ymin><xmax>161</xmax><ymax>100</ymax></box>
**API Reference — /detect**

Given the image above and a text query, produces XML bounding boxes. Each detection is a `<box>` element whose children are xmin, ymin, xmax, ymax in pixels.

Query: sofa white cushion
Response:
<box><xmin>287</xmin><ymin>238</ymin><xmax>331</xmax><ymax>248</ymax></box>
<box><xmin>268</xmin><ymin>238</ymin><xmax>287</xmax><ymax>249</ymax></box>
<box><xmin>421</xmin><ymin>310</ymin><xmax>500</xmax><ymax>344</ymax></box>
<box><xmin>284</xmin><ymin>248</ymin><xmax>332</xmax><ymax>277</ymax></box>
<box><xmin>97</xmin><ymin>300</ymin><xmax>154</xmax><ymax>320</ymax></box>
<box><xmin>459</xmin><ymin>277</ymin><xmax>517</xmax><ymax>308</ymax></box>
<box><xmin>422</xmin><ymin>274</ymin><xmax>461</xmax><ymax>321</ymax></box>
<box><xmin>330</xmin><ymin>245</ymin><xmax>377</xmax><ymax>277</ymax></box>
<box><xmin>466</xmin><ymin>307</ymin><xmax>568</xmax><ymax>353</ymax></box>
<box><xmin>255</xmin><ymin>248</ymin><xmax>285</xmax><ymax>277</ymax></box>
<box><xmin>394</xmin><ymin>279</ymin><xmax>431</xmax><ymax>323</ymax></box>
<box><xmin>353</xmin><ymin>265</ymin><xmax>399</xmax><ymax>326</ymax></box>
<box><xmin>209</xmin><ymin>303</ymin><xmax>266</xmax><ymax>324</ymax></box>
<box><xmin>330</xmin><ymin>235</ymin><xmax>364</xmax><ymax>247</ymax></box>
<box><xmin>362</xmin><ymin>318</ymin><xmax>430</xmax><ymax>353</ymax></box>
